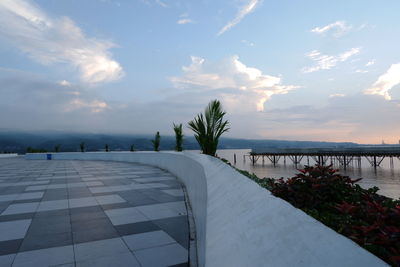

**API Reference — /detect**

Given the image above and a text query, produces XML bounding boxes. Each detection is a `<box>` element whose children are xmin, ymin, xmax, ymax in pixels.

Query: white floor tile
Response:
<box><xmin>74</xmin><ymin>238</ymin><xmax>131</xmax><ymax>262</ymax></box>
<box><xmin>135</xmin><ymin>202</ymin><xmax>186</xmax><ymax>220</ymax></box>
<box><xmin>0</xmin><ymin>219</ymin><xmax>31</xmax><ymax>241</ymax></box>
<box><xmin>123</xmin><ymin>230</ymin><xmax>176</xmax><ymax>251</ymax></box>
<box><xmin>69</xmin><ymin>197</ymin><xmax>97</xmax><ymax>208</ymax></box>
<box><xmin>1</xmin><ymin>202</ymin><xmax>39</xmax><ymax>215</ymax></box>
<box><xmin>161</xmin><ymin>189</ymin><xmax>184</xmax><ymax>197</ymax></box>
<box><xmin>12</xmin><ymin>245</ymin><xmax>74</xmax><ymax>267</ymax></box>
<box><xmin>16</xmin><ymin>192</ymin><xmax>44</xmax><ymax>201</ymax></box>
<box><xmin>37</xmin><ymin>199</ymin><xmax>69</xmax><ymax>212</ymax></box>
<box><xmin>76</xmin><ymin>252</ymin><xmax>141</xmax><ymax>267</ymax></box>
<box><xmin>0</xmin><ymin>254</ymin><xmax>15</xmax><ymax>267</ymax></box>
<box><xmin>105</xmin><ymin>207</ymin><xmax>149</xmax><ymax>225</ymax></box>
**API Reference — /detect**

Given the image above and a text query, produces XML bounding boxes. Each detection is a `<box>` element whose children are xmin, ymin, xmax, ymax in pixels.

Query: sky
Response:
<box><xmin>0</xmin><ymin>0</ymin><xmax>400</xmax><ymax>144</ymax></box>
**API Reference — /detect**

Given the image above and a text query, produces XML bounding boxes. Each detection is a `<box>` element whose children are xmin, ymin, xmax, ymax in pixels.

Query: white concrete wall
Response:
<box><xmin>25</xmin><ymin>152</ymin><xmax>387</xmax><ymax>267</ymax></box>
<box><xmin>0</xmin><ymin>154</ymin><xmax>19</xmax><ymax>158</ymax></box>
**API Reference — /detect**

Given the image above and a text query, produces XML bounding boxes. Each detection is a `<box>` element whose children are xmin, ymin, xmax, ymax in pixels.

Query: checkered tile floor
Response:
<box><xmin>0</xmin><ymin>157</ymin><xmax>189</xmax><ymax>267</ymax></box>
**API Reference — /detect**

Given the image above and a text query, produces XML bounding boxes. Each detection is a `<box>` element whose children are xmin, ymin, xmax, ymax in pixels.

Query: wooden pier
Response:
<box><xmin>248</xmin><ymin>146</ymin><xmax>400</xmax><ymax>168</ymax></box>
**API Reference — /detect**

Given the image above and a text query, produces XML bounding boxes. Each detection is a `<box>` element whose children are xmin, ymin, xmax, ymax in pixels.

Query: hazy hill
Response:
<box><xmin>0</xmin><ymin>130</ymin><xmax>362</xmax><ymax>154</ymax></box>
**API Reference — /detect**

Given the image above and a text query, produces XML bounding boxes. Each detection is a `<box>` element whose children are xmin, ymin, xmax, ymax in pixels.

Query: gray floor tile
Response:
<box><xmin>153</xmin><ymin>216</ymin><xmax>189</xmax><ymax>249</ymax></box>
<box><xmin>134</xmin><ymin>243</ymin><xmax>188</xmax><ymax>267</ymax></box>
<box><xmin>0</xmin><ymin>239</ymin><xmax>23</xmax><ymax>256</ymax></box>
<box><xmin>95</xmin><ymin>194</ymin><xmax>126</xmax><ymax>205</ymax></box>
<box><xmin>19</xmin><ymin>231</ymin><xmax>73</xmax><ymax>251</ymax></box>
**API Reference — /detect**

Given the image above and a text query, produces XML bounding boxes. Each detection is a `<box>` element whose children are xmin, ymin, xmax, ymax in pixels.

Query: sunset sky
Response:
<box><xmin>1</xmin><ymin>0</ymin><xmax>400</xmax><ymax>144</ymax></box>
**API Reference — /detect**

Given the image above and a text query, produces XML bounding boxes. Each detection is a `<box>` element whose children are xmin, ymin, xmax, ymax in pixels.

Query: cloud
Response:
<box><xmin>364</xmin><ymin>63</ymin><xmax>400</xmax><ymax>100</ymax></box>
<box><xmin>177</xmin><ymin>18</ymin><xmax>193</xmax><ymax>25</ymax></box>
<box><xmin>241</xmin><ymin>39</ymin><xmax>255</xmax><ymax>46</ymax></box>
<box><xmin>329</xmin><ymin>93</ymin><xmax>345</xmax><ymax>98</ymax></box>
<box><xmin>0</xmin><ymin>0</ymin><xmax>123</xmax><ymax>84</ymax></box>
<box><xmin>366</xmin><ymin>60</ymin><xmax>375</xmax><ymax>67</ymax></box>
<box><xmin>155</xmin><ymin>0</ymin><xmax>167</xmax><ymax>8</ymax></box>
<box><xmin>2</xmin><ymin>69</ymin><xmax>400</xmax><ymax>143</ymax></box>
<box><xmin>170</xmin><ymin>55</ymin><xmax>299</xmax><ymax>111</ymax></box>
<box><xmin>311</xmin><ymin>21</ymin><xmax>352</xmax><ymax>37</ymax></box>
<box><xmin>260</xmin><ymin>94</ymin><xmax>400</xmax><ymax>143</ymax></box>
<box><xmin>218</xmin><ymin>0</ymin><xmax>260</xmax><ymax>36</ymax></box>
<box><xmin>355</xmin><ymin>69</ymin><xmax>368</xmax><ymax>73</ymax></box>
<box><xmin>302</xmin><ymin>48</ymin><xmax>361</xmax><ymax>73</ymax></box>
<box><xmin>141</xmin><ymin>0</ymin><xmax>167</xmax><ymax>8</ymax></box>
<box><xmin>65</xmin><ymin>99</ymin><xmax>108</xmax><ymax>113</ymax></box>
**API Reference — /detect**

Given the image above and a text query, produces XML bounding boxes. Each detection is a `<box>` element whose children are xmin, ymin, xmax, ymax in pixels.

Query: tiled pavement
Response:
<box><xmin>0</xmin><ymin>157</ymin><xmax>190</xmax><ymax>267</ymax></box>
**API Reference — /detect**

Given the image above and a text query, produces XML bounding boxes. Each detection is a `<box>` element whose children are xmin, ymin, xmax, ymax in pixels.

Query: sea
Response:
<box><xmin>215</xmin><ymin>149</ymin><xmax>400</xmax><ymax>200</ymax></box>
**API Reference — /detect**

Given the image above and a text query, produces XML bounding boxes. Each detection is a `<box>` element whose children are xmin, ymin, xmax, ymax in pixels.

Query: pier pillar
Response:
<box><xmin>343</xmin><ymin>155</ymin><xmax>347</xmax><ymax>169</ymax></box>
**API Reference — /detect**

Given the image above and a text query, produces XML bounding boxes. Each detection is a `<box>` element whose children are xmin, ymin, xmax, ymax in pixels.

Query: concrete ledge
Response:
<box><xmin>25</xmin><ymin>152</ymin><xmax>387</xmax><ymax>267</ymax></box>
<box><xmin>0</xmin><ymin>154</ymin><xmax>19</xmax><ymax>158</ymax></box>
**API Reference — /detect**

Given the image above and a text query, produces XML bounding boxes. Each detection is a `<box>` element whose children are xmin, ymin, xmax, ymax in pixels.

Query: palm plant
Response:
<box><xmin>79</xmin><ymin>142</ymin><xmax>85</xmax><ymax>152</ymax></box>
<box><xmin>54</xmin><ymin>144</ymin><xmax>61</xmax><ymax>153</ymax></box>
<box><xmin>151</xmin><ymin>132</ymin><xmax>161</xmax><ymax>152</ymax></box>
<box><xmin>188</xmin><ymin>100</ymin><xmax>230</xmax><ymax>156</ymax></box>
<box><xmin>130</xmin><ymin>144</ymin><xmax>135</xmax><ymax>152</ymax></box>
<box><xmin>173</xmin><ymin>123</ymin><xmax>184</xmax><ymax>152</ymax></box>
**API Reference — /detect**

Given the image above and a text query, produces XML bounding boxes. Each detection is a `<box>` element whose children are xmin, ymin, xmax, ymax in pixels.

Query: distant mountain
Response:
<box><xmin>0</xmin><ymin>130</ymin><xmax>361</xmax><ymax>154</ymax></box>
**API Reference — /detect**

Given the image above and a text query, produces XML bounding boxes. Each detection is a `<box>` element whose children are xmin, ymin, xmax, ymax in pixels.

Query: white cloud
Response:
<box><xmin>218</xmin><ymin>0</ymin><xmax>260</xmax><ymax>36</ymax></box>
<box><xmin>241</xmin><ymin>39</ymin><xmax>255</xmax><ymax>46</ymax></box>
<box><xmin>141</xmin><ymin>0</ymin><xmax>167</xmax><ymax>8</ymax></box>
<box><xmin>366</xmin><ymin>60</ymin><xmax>375</xmax><ymax>67</ymax></box>
<box><xmin>155</xmin><ymin>0</ymin><xmax>167</xmax><ymax>8</ymax></box>
<box><xmin>260</xmin><ymin>94</ymin><xmax>400</xmax><ymax>143</ymax></box>
<box><xmin>65</xmin><ymin>99</ymin><xmax>109</xmax><ymax>113</ymax></box>
<box><xmin>302</xmin><ymin>48</ymin><xmax>361</xmax><ymax>73</ymax></box>
<box><xmin>355</xmin><ymin>69</ymin><xmax>368</xmax><ymax>73</ymax></box>
<box><xmin>364</xmin><ymin>63</ymin><xmax>400</xmax><ymax>100</ymax></box>
<box><xmin>58</xmin><ymin>80</ymin><xmax>71</xmax><ymax>87</ymax></box>
<box><xmin>311</xmin><ymin>21</ymin><xmax>352</xmax><ymax>37</ymax></box>
<box><xmin>0</xmin><ymin>0</ymin><xmax>123</xmax><ymax>84</ymax></box>
<box><xmin>329</xmin><ymin>93</ymin><xmax>345</xmax><ymax>98</ymax></box>
<box><xmin>170</xmin><ymin>55</ymin><xmax>299</xmax><ymax>111</ymax></box>
<box><xmin>177</xmin><ymin>18</ymin><xmax>193</xmax><ymax>25</ymax></box>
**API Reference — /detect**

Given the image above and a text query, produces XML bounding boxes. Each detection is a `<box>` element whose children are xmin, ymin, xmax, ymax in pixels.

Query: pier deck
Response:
<box><xmin>248</xmin><ymin>146</ymin><xmax>400</xmax><ymax>167</ymax></box>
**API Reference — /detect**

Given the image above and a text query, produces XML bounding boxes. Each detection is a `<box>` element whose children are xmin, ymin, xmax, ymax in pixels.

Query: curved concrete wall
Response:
<box><xmin>0</xmin><ymin>154</ymin><xmax>19</xmax><ymax>158</ymax></box>
<box><xmin>25</xmin><ymin>152</ymin><xmax>387</xmax><ymax>267</ymax></box>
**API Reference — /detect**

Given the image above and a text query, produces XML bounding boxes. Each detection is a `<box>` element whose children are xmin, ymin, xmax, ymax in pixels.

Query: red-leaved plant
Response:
<box><xmin>242</xmin><ymin>165</ymin><xmax>400</xmax><ymax>266</ymax></box>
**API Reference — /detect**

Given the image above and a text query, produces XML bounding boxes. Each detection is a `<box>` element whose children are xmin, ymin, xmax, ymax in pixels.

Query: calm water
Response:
<box><xmin>215</xmin><ymin>149</ymin><xmax>400</xmax><ymax>199</ymax></box>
